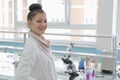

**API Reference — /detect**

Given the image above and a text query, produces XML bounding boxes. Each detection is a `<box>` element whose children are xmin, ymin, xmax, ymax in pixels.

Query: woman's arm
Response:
<box><xmin>15</xmin><ymin>44</ymin><xmax>37</xmax><ymax>80</ymax></box>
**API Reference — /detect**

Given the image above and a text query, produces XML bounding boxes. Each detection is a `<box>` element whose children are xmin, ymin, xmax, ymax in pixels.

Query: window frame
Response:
<box><xmin>14</xmin><ymin>0</ymin><xmax>97</xmax><ymax>29</ymax></box>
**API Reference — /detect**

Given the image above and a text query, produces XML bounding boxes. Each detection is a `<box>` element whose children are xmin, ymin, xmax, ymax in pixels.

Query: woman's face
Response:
<box><xmin>28</xmin><ymin>13</ymin><xmax>47</xmax><ymax>36</ymax></box>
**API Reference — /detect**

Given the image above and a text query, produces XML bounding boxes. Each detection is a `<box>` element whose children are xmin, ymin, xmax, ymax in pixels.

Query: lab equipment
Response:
<box><xmin>61</xmin><ymin>55</ymin><xmax>79</xmax><ymax>80</ymax></box>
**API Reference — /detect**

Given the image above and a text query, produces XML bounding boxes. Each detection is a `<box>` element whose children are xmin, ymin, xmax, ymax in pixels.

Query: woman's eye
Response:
<box><xmin>44</xmin><ymin>20</ymin><xmax>47</xmax><ymax>23</ymax></box>
<box><xmin>36</xmin><ymin>20</ymin><xmax>47</xmax><ymax>23</ymax></box>
<box><xmin>37</xmin><ymin>21</ymin><xmax>41</xmax><ymax>23</ymax></box>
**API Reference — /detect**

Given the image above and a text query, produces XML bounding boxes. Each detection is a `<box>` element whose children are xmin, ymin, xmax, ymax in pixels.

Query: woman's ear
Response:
<box><xmin>27</xmin><ymin>20</ymin><xmax>31</xmax><ymax>28</ymax></box>
<box><xmin>27</xmin><ymin>20</ymin><xmax>31</xmax><ymax>25</ymax></box>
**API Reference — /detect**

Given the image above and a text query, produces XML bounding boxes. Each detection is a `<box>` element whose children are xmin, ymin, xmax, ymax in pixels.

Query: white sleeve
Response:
<box><xmin>15</xmin><ymin>44</ymin><xmax>37</xmax><ymax>80</ymax></box>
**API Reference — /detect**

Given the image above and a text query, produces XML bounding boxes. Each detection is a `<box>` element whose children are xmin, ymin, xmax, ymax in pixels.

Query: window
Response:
<box><xmin>42</xmin><ymin>0</ymin><xmax>97</xmax><ymax>43</ymax></box>
<box><xmin>14</xmin><ymin>0</ymin><xmax>97</xmax><ymax>43</ymax></box>
<box><xmin>15</xmin><ymin>0</ymin><xmax>67</xmax><ymax>26</ymax></box>
<box><xmin>42</xmin><ymin>0</ymin><xmax>66</xmax><ymax>25</ymax></box>
<box><xmin>0</xmin><ymin>0</ymin><xmax>14</xmax><ymax>30</ymax></box>
<box><xmin>70</xmin><ymin>0</ymin><xmax>98</xmax><ymax>25</ymax></box>
<box><xmin>16</xmin><ymin>0</ymin><xmax>37</xmax><ymax>23</ymax></box>
<box><xmin>15</xmin><ymin>0</ymin><xmax>98</xmax><ymax>26</ymax></box>
<box><xmin>0</xmin><ymin>0</ymin><xmax>98</xmax><ymax>44</ymax></box>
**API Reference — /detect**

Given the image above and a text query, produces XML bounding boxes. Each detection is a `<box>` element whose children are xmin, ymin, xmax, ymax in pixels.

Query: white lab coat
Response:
<box><xmin>15</xmin><ymin>32</ymin><xmax>57</xmax><ymax>80</ymax></box>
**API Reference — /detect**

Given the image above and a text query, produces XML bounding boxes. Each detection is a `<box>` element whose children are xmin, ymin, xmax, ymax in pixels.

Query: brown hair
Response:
<box><xmin>27</xmin><ymin>3</ymin><xmax>45</xmax><ymax>21</ymax></box>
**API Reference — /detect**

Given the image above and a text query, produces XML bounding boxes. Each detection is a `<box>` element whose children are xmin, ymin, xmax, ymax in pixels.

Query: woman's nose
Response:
<box><xmin>41</xmin><ymin>22</ymin><xmax>47</xmax><ymax>27</ymax></box>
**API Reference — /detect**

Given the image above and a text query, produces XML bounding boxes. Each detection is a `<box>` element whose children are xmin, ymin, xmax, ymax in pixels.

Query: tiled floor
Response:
<box><xmin>0</xmin><ymin>52</ymin><xmax>119</xmax><ymax>80</ymax></box>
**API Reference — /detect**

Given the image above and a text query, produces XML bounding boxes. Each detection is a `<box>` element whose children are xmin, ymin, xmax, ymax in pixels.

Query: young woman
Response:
<box><xmin>15</xmin><ymin>3</ymin><xmax>57</xmax><ymax>80</ymax></box>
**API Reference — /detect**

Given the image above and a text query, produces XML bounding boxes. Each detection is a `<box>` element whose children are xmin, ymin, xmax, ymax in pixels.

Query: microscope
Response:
<box><xmin>62</xmin><ymin>55</ymin><xmax>79</xmax><ymax>80</ymax></box>
<box><xmin>61</xmin><ymin>43</ymin><xmax>79</xmax><ymax>80</ymax></box>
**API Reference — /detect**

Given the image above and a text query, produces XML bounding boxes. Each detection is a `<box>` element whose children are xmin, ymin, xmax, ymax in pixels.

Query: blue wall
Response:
<box><xmin>0</xmin><ymin>41</ymin><xmax>119</xmax><ymax>61</ymax></box>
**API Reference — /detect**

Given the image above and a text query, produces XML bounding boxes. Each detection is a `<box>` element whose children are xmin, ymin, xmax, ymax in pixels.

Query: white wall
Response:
<box><xmin>96</xmin><ymin>0</ymin><xmax>118</xmax><ymax>51</ymax></box>
<box><xmin>116</xmin><ymin>0</ymin><xmax>120</xmax><ymax>49</ymax></box>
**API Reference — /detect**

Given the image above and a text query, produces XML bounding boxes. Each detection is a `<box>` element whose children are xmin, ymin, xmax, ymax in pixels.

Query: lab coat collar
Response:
<box><xmin>29</xmin><ymin>31</ymin><xmax>50</xmax><ymax>51</ymax></box>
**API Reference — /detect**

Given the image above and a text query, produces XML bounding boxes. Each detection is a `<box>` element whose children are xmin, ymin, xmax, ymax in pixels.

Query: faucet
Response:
<box><xmin>66</xmin><ymin>43</ymin><xmax>74</xmax><ymax>52</ymax></box>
